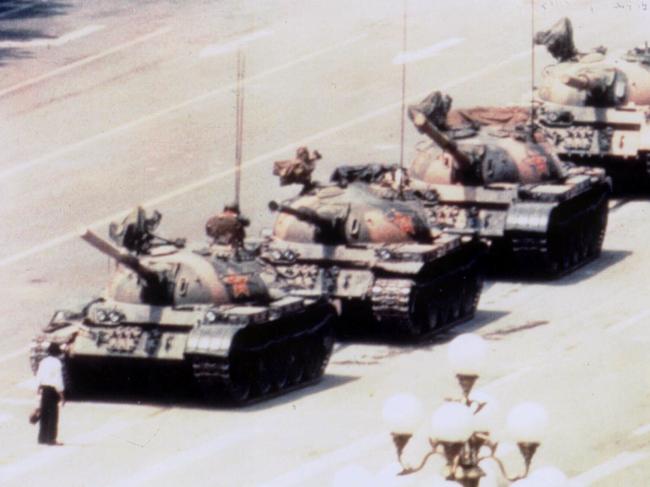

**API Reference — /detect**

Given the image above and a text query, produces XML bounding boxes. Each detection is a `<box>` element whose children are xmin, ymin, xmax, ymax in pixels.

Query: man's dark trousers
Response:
<box><xmin>38</xmin><ymin>386</ymin><xmax>60</xmax><ymax>444</ymax></box>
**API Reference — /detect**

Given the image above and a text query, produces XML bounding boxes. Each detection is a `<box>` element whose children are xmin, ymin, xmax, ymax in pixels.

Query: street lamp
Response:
<box><xmin>382</xmin><ymin>333</ymin><xmax>565</xmax><ymax>487</ymax></box>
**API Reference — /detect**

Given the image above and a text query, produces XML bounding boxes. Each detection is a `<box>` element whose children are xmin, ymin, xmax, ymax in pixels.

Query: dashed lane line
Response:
<box><xmin>392</xmin><ymin>36</ymin><xmax>464</xmax><ymax>64</ymax></box>
<box><xmin>0</xmin><ymin>47</ymin><xmax>530</xmax><ymax>271</ymax></box>
<box><xmin>199</xmin><ymin>28</ymin><xmax>274</xmax><ymax>58</ymax></box>
<box><xmin>111</xmin><ymin>430</ymin><xmax>254</xmax><ymax>487</ymax></box>
<box><xmin>0</xmin><ymin>25</ymin><xmax>105</xmax><ymax>49</ymax></box>
<box><xmin>570</xmin><ymin>451</ymin><xmax>650</xmax><ymax>485</ymax></box>
<box><xmin>606</xmin><ymin>308</ymin><xmax>650</xmax><ymax>334</ymax></box>
<box><xmin>257</xmin><ymin>433</ymin><xmax>388</xmax><ymax>487</ymax></box>
<box><xmin>0</xmin><ymin>419</ymin><xmax>132</xmax><ymax>483</ymax></box>
<box><xmin>256</xmin><ymin>355</ymin><xmax>536</xmax><ymax>487</ymax></box>
<box><xmin>0</xmin><ymin>31</ymin><xmax>366</xmax><ymax>181</ymax></box>
<box><xmin>631</xmin><ymin>423</ymin><xmax>650</xmax><ymax>437</ymax></box>
<box><xmin>0</xmin><ymin>345</ymin><xmax>29</xmax><ymax>365</ymax></box>
<box><xmin>0</xmin><ymin>26</ymin><xmax>171</xmax><ymax>99</ymax></box>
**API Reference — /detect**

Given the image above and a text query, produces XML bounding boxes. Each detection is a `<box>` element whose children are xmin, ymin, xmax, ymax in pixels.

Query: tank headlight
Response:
<box><xmin>96</xmin><ymin>310</ymin><xmax>108</xmax><ymax>322</ymax></box>
<box><xmin>229</xmin><ymin>315</ymin><xmax>248</xmax><ymax>325</ymax></box>
<box><xmin>108</xmin><ymin>311</ymin><xmax>122</xmax><ymax>324</ymax></box>
<box><xmin>282</xmin><ymin>250</ymin><xmax>296</xmax><ymax>262</ymax></box>
<box><xmin>376</xmin><ymin>248</ymin><xmax>393</xmax><ymax>261</ymax></box>
<box><xmin>270</xmin><ymin>250</ymin><xmax>283</xmax><ymax>261</ymax></box>
<box><xmin>205</xmin><ymin>310</ymin><xmax>218</xmax><ymax>323</ymax></box>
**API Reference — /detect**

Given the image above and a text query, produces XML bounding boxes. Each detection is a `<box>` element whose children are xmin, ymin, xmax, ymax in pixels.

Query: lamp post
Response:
<box><xmin>381</xmin><ymin>333</ymin><xmax>565</xmax><ymax>487</ymax></box>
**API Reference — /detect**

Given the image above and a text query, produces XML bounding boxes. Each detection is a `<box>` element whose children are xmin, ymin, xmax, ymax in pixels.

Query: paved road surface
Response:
<box><xmin>0</xmin><ymin>0</ymin><xmax>649</xmax><ymax>485</ymax></box>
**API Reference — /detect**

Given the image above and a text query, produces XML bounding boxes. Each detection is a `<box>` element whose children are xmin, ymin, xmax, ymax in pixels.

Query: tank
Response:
<box><xmin>29</xmin><ymin>207</ymin><xmax>336</xmax><ymax>404</ymax></box>
<box><xmin>534</xmin><ymin>17</ymin><xmax>650</xmax><ymax>186</ymax></box>
<box><xmin>407</xmin><ymin>91</ymin><xmax>611</xmax><ymax>277</ymax></box>
<box><xmin>261</xmin><ymin>161</ymin><xmax>486</xmax><ymax>339</ymax></box>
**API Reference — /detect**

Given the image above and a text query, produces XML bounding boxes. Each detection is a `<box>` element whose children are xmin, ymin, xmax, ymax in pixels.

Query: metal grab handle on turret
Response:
<box><xmin>560</xmin><ymin>74</ymin><xmax>593</xmax><ymax>91</ymax></box>
<box><xmin>407</xmin><ymin>106</ymin><xmax>473</xmax><ymax>171</ymax></box>
<box><xmin>80</xmin><ymin>229</ymin><xmax>159</xmax><ymax>285</ymax></box>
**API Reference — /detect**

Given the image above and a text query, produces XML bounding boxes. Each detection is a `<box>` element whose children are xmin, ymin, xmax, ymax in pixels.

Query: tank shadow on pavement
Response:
<box><xmin>65</xmin><ymin>373</ymin><xmax>358</xmax><ymax>412</ymax></box>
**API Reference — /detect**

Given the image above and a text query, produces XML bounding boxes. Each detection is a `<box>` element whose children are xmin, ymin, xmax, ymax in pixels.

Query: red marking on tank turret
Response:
<box><xmin>223</xmin><ymin>274</ymin><xmax>250</xmax><ymax>298</ymax></box>
<box><xmin>387</xmin><ymin>210</ymin><xmax>415</xmax><ymax>235</ymax></box>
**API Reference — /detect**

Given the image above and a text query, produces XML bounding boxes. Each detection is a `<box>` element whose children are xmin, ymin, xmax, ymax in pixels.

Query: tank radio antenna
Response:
<box><xmin>234</xmin><ymin>50</ymin><xmax>246</xmax><ymax>209</ymax></box>
<box><xmin>398</xmin><ymin>0</ymin><xmax>408</xmax><ymax>196</ymax></box>
<box><xmin>530</xmin><ymin>0</ymin><xmax>536</xmax><ymax>138</ymax></box>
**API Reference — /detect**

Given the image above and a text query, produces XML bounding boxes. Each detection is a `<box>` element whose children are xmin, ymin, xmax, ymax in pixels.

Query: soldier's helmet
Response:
<box><xmin>296</xmin><ymin>146</ymin><xmax>309</xmax><ymax>161</ymax></box>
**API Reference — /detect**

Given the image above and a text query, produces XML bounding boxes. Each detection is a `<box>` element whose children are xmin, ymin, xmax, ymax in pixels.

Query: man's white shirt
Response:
<box><xmin>36</xmin><ymin>356</ymin><xmax>64</xmax><ymax>393</ymax></box>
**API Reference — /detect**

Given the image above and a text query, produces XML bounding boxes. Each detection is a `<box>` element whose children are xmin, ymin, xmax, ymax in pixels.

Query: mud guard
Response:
<box><xmin>185</xmin><ymin>324</ymin><xmax>247</xmax><ymax>357</ymax></box>
<box><xmin>505</xmin><ymin>201</ymin><xmax>556</xmax><ymax>234</ymax></box>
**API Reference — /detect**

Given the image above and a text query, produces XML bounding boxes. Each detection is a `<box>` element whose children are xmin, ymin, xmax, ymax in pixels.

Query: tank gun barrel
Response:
<box><xmin>81</xmin><ymin>229</ymin><xmax>159</xmax><ymax>285</ymax></box>
<box><xmin>407</xmin><ymin>106</ymin><xmax>473</xmax><ymax>170</ymax></box>
<box><xmin>268</xmin><ymin>201</ymin><xmax>336</xmax><ymax>231</ymax></box>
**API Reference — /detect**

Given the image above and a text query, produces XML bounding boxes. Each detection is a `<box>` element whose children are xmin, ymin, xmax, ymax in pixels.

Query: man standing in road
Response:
<box><xmin>36</xmin><ymin>343</ymin><xmax>65</xmax><ymax>445</ymax></box>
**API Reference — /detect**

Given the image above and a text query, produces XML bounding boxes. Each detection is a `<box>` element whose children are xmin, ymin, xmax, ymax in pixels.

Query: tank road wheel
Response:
<box><xmin>460</xmin><ymin>272</ymin><xmax>482</xmax><ymax>317</ymax></box>
<box><xmin>268</xmin><ymin>347</ymin><xmax>290</xmax><ymax>391</ymax></box>
<box><xmin>287</xmin><ymin>345</ymin><xmax>305</xmax><ymax>385</ymax></box>
<box><xmin>590</xmin><ymin>201</ymin><xmax>608</xmax><ymax>258</ymax></box>
<box><xmin>411</xmin><ymin>288</ymin><xmax>436</xmax><ymax>337</ymax></box>
<box><xmin>302</xmin><ymin>328</ymin><xmax>333</xmax><ymax>381</ymax></box>
<box><xmin>225</xmin><ymin>359</ymin><xmax>252</xmax><ymax>404</ymax></box>
<box><xmin>253</xmin><ymin>355</ymin><xmax>273</xmax><ymax>397</ymax></box>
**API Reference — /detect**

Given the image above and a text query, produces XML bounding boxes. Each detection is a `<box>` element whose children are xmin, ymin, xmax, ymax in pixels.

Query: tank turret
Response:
<box><xmin>535</xmin><ymin>18</ymin><xmax>650</xmax><ymax>188</ymax></box>
<box><xmin>406</xmin><ymin>91</ymin><xmax>611</xmax><ymax>277</ymax></box>
<box><xmin>408</xmin><ymin>92</ymin><xmax>567</xmax><ymax>186</ymax></box>
<box><xmin>31</xmin><ymin>208</ymin><xmax>336</xmax><ymax>404</ymax></box>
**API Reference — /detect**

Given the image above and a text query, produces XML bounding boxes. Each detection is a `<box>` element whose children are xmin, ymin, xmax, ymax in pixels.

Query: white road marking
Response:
<box><xmin>606</xmin><ymin>308</ymin><xmax>650</xmax><ymax>334</ymax></box>
<box><xmin>0</xmin><ymin>47</ymin><xmax>530</xmax><ymax>270</ymax></box>
<box><xmin>570</xmin><ymin>451</ymin><xmax>650</xmax><ymax>485</ymax></box>
<box><xmin>0</xmin><ymin>419</ymin><xmax>131</xmax><ymax>483</ymax></box>
<box><xmin>393</xmin><ymin>37</ymin><xmax>465</xmax><ymax>64</ymax></box>
<box><xmin>257</xmin><ymin>433</ymin><xmax>388</xmax><ymax>487</ymax></box>
<box><xmin>199</xmin><ymin>28</ymin><xmax>274</xmax><ymax>58</ymax></box>
<box><xmin>631</xmin><ymin>423</ymin><xmax>650</xmax><ymax>437</ymax></box>
<box><xmin>0</xmin><ymin>345</ymin><xmax>29</xmax><ymax>365</ymax></box>
<box><xmin>16</xmin><ymin>377</ymin><xmax>37</xmax><ymax>391</ymax></box>
<box><xmin>0</xmin><ymin>25</ymin><xmax>105</xmax><ymax>49</ymax></box>
<box><xmin>0</xmin><ymin>412</ymin><xmax>12</xmax><ymax>423</ymax></box>
<box><xmin>0</xmin><ymin>32</ymin><xmax>366</xmax><ymax>182</ymax></box>
<box><xmin>0</xmin><ymin>26</ymin><xmax>170</xmax><ymax>99</ymax></box>
<box><xmin>0</xmin><ymin>398</ymin><xmax>34</xmax><ymax>406</ymax></box>
<box><xmin>258</xmin><ymin>356</ymin><xmax>536</xmax><ymax>486</ymax></box>
<box><xmin>0</xmin><ymin>25</ymin><xmax>104</xmax><ymax>48</ymax></box>
<box><xmin>482</xmin><ymin>366</ymin><xmax>534</xmax><ymax>390</ymax></box>
<box><xmin>111</xmin><ymin>430</ymin><xmax>254</xmax><ymax>487</ymax></box>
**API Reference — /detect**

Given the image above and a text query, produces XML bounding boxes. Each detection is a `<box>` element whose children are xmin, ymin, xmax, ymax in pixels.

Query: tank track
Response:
<box><xmin>370</xmin><ymin>246</ymin><xmax>483</xmax><ymax>339</ymax></box>
<box><xmin>507</xmin><ymin>186</ymin><xmax>609</xmax><ymax>277</ymax></box>
<box><xmin>191</xmin><ymin>313</ymin><xmax>334</xmax><ymax>405</ymax></box>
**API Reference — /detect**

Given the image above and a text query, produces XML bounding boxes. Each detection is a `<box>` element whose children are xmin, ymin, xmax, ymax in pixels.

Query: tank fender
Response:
<box><xmin>185</xmin><ymin>324</ymin><xmax>247</xmax><ymax>357</ymax></box>
<box><xmin>505</xmin><ymin>202</ymin><xmax>556</xmax><ymax>234</ymax></box>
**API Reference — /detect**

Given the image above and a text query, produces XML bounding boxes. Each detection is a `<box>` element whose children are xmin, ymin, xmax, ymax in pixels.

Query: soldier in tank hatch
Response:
<box><xmin>205</xmin><ymin>202</ymin><xmax>250</xmax><ymax>248</ymax></box>
<box><xmin>273</xmin><ymin>146</ymin><xmax>321</xmax><ymax>191</ymax></box>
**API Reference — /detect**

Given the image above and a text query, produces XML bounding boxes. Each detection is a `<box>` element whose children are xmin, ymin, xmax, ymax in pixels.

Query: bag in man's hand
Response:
<box><xmin>29</xmin><ymin>407</ymin><xmax>41</xmax><ymax>425</ymax></box>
